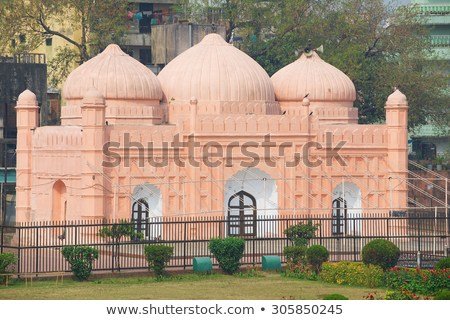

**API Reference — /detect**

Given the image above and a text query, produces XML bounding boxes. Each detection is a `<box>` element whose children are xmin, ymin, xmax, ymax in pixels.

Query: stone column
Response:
<box><xmin>80</xmin><ymin>88</ymin><xmax>106</xmax><ymax>219</ymax></box>
<box><xmin>15</xmin><ymin>90</ymin><xmax>39</xmax><ymax>222</ymax></box>
<box><xmin>385</xmin><ymin>89</ymin><xmax>409</xmax><ymax>212</ymax></box>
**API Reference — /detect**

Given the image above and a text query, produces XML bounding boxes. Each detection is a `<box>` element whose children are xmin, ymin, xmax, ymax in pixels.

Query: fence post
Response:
<box><xmin>252</xmin><ymin>237</ymin><xmax>256</xmax><ymax>267</ymax></box>
<box><xmin>386</xmin><ymin>218</ymin><xmax>390</xmax><ymax>242</ymax></box>
<box><xmin>418</xmin><ymin>216</ymin><xmax>422</xmax><ymax>254</ymax></box>
<box><xmin>35</xmin><ymin>226</ymin><xmax>39</xmax><ymax>274</ymax></box>
<box><xmin>75</xmin><ymin>225</ymin><xmax>78</xmax><ymax>246</ymax></box>
<box><xmin>433</xmin><ymin>207</ymin><xmax>437</xmax><ymax>255</ymax></box>
<box><xmin>17</xmin><ymin>227</ymin><xmax>21</xmax><ymax>275</ymax></box>
<box><xmin>0</xmin><ymin>224</ymin><xmax>3</xmax><ymax>254</ymax></box>
<box><xmin>353</xmin><ymin>218</ymin><xmax>357</xmax><ymax>261</ymax></box>
<box><xmin>417</xmin><ymin>251</ymin><xmax>421</xmax><ymax>269</ymax></box>
<box><xmin>111</xmin><ymin>238</ymin><xmax>115</xmax><ymax>273</ymax></box>
<box><xmin>183</xmin><ymin>221</ymin><xmax>187</xmax><ymax>270</ymax></box>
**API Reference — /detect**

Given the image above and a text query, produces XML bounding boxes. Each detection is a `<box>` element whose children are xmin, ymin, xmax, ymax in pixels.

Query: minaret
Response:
<box><xmin>80</xmin><ymin>87</ymin><xmax>106</xmax><ymax>219</ymax></box>
<box><xmin>385</xmin><ymin>89</ymin><xmax>409</xmax><ymax>211</ymax></box>
<box><xmin>15</xmin><ymin>90</ymin><xmax>39</xmax><ymax>222</ymax></box>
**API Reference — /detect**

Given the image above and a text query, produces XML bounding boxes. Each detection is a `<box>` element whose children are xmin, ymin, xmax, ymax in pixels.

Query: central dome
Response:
<box><xmin>158</xmin><ymin>34</ymin><xmax>275</xmax><ymax>104</ymax></box>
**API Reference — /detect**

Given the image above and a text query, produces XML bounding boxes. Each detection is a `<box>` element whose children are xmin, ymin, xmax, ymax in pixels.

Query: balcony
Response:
<box><xmin>431</xmin><ymin>35</ymin><xmax>450</xmax><ymax>47</ymax></box>
<box><xmin>0</xmin><ymin>53</ymin><xmax>46</xmax><ymax>64</ymax></box>
<box><xmin>418</xmin><ymin>5</ymin><xmax>450</xmax><ymax>25</ymax></box>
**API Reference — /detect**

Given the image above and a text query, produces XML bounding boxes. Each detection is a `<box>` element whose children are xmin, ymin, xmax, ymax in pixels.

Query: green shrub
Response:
<box><xmin>0</xmin><ymin>253</ymin><xmax>16</xmax><ymax>284</ymax></box>
<box><xmin>61</xmin><ymin>246</ymin><xmax>99</xmax><ymax>281</ymax></box>
<box><xmin>283</xmin><ymin>263</ymin><xmax>318</xmax><ymax>281</ymax></box>
<box><xmin>323</xmin><ymin>293</ymin><xmax>349</xmax><ymax>300</ymax></box>
<box><xmin>144</xmin><ymin>245</ymin><xmax>173</xmax><ymax>277</ymax></box>
<box><xmin>385</xmin><ymin>289</ymin><xmax>420</xmax><ymax>300</ymax></box>
<box><xmin>306</xmin><ymin>245</ymin><xmax>329</xmax><ymax>274</ymax></box>
<box><xmin>209</xmin><ymin>237</ymin><xmax>245</xmax><ymax>274</ymax></box>
<box><xmin>284</xmin><ymin>221</ymin><xmax>318</xmax><ymax>246</ymax></box>
<box><xmin>434</xmin><ymin>289</ymin><xmax>450</xmax><ymax>300</ymax></box>
<box><xmin>283</xmin><ymin>245</ymin><xmax>307</xmax><ymax>265</ymax></box>
<box><xmin>385</xmin><ymin>267</ymin><xmax>450</xmax><ymax>295</ymax></box>
<box><xmin>435</xmin><ymin>257</ymin><xmax>450</xmax><ymax>270</ymax></box>
<box><xmin>320</xmin><ymin>261</ymin><xmax>384</xmax><ymax>288</ymax></box>
<box><xmin>361</xmin><ymin>239</ymin><xmax>400</xmax><ymax>270</ymax></box>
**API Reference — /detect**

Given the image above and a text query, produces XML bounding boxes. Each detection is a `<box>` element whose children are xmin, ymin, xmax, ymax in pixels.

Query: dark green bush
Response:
<box><xmin>209</xmin><ymin>237</ymin><xmax>245</xmax><ymax>274</ymax></box>
<box><xmin>61</xmin><ymin>246</ymin><xmax>99</xmax><ymax>281</ymax></box>
<box><xmin>284</xmin><ymin>221</ymin><xmax>318</xmax><ymax>246</ymax></box>
<box><xmin>323</xmin><ymin>293</ymin><xmax>348</xmax><ymax>300</ymax></box>
<box><xmin>306</xmin><ymin>245</ymin><xmax>329</xmax><ymax>274</ymax></box>
<box><xmin>385</xmin><ymin>267</ymin><xmax>450</xmax><ymax>295</ymax></box>
<box><xmin>283</xmin><ymin>245</ymin><xmax>307</xmax><ymax>265</ymax></box>
<box><xmin>361</xmin><ymin>239</ymin><xmax>400</xmax><ymax>270</ymax></box>
<box><xmin>0</xmin><ymin>253</ymin><xmax>16</xmax><ymax>284</ymax></box>
<box><xmin>385</xmin><ymin>290</ymin><xmax>420</xmax><ymax>300</ymax></box>
<box><xmin>144</xmin><ymin>245</ymin><xmax>173</xmax><ymax>277</ymax></box>
<box><xmin>434</xmin><ymin>289</ymin><xmax>450</xmax><ymax>300</ymax></box>
<box><xmin>320</xmin><ymin>261</ymin><xmax>385</xmax><ymax>288</ymax></box>
<box><xmin>435</xmin><ymin>257</ymin><xmax>450</xmax><ymax>270</ymax></box>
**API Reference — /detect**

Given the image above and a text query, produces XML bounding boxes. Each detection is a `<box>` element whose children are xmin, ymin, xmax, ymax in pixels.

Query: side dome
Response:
<box><xmin>62</xmin><ymin>44</ymin><xmax>162</xmax><ymax>103</ymax></box>
<box><xmin>271</xmin><ymin>51</ymin><xmax>356</xmax><ymax>104</ymax></box>
<box><xmin>158</xmin><ymin>34</ymin><xmax>275</xmax><ymax>106</ymax></box>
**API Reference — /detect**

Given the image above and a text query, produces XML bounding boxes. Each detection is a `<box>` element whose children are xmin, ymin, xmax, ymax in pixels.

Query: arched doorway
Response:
<box><xmin>52</xmin><ymin>180</ymin><xmax>67</xmax><ymax>221</ymax></box>
<box><xmin>332</xmin><ymin>182</ymin><xmax>361</xmax><ymax>235</ymax></box>
<box><xmin>132</xmin><ymin>184</ymin><xmax>163</xmax><ymax>240</ymax></box>
<box><xmin>227</xmin><ymin>190</ymin><xmax>257</xmax><ymax>236</ymax></box>
<box><xmin>224</xmin><ymin>168</ymin><xmax>278</xmax><ymax>237</ymax></box>
<box><xmin>132</xmin><ymin>199</ymin><xmax>149</xmax><ymax>238</ymax></box>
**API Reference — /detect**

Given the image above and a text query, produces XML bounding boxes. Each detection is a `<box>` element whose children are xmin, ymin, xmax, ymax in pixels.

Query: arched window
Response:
<box><xmin>132</xmin><ymin>199</ymin><xmax>149</xmax><ymax>238</ymax></box>
<box><xmin>52</xmin><ymin>180</ymin><xmax>67</xmax><ymax>221</ymax></box>
<box><xmin>227</xmin><ymin>191</ymin><xmax>257</xmax><ymax>236</ymax></box>
<box><xmin>332</xmin><ymin>197</ymin><xmax>347</xmax><ymax>235</ymax></box>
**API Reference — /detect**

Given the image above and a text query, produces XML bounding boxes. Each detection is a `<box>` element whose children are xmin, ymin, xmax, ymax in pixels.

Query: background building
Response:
<box><xmin>0</xmin><ymin>53</ymin><xmax>47</xmax><ymax>224</ymax></box>
<box><xmin>409</xmin><ymin>0</ymin><xmax>450</xmax><ymax>163</ymax></box>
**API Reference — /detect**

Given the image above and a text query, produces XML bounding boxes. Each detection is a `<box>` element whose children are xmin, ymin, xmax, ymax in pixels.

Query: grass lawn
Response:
<box><xmin>0</xmin><ymin>272</ymin><xmax>383</xmax><ymax>300</ymax></box>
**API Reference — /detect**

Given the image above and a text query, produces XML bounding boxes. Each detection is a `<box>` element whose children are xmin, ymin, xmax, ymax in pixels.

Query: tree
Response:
<box><xmin>98</xmin><ymin>220</ymin><xmax>143</xmax><ymax>271</ymax></box>
<box><xmin>178</xmin><ymin>0</ymin><xmax>449</xmax><ymax>129</ymax></box>
<box><xmin>0</xmin><ymin>0</ymin><xmax>129</xmax><ymax>86</ymax></box>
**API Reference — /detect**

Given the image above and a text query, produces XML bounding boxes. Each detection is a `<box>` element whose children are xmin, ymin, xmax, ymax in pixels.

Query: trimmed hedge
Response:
<box><xmin>0</xmin><ymin>253</ymin><xmax>16</xmax><ymax>284</ymax></box>
<box><xmin>323</xmin><ymin>293</ymin><xmax>349</xmax><ymax>300</ymax></box>
<box><xmin>209</xmin><ymin>237</ymin><xmax>245</xmax><ymax>274</ymax></box>
<box><xmin>320</xmin><ymin>261</ymin><xmax>384</xmax><ymax>288</ymax></box>
<box><xmin>361</xmin><ymin>239</ymin><xmax>400</xmax><ymax>270</ymax></box>
<box><xmin>144</xmin><ymin>245</ymin><xmax>173</xmax><ymax>277</ymax></box>
<box><xmin>283</xmin><ymin>245</ymin><xmax>307</xmax><ymax>265</ymax></box>
<box><xmin>434</xmin><ymin>289</ymin><xmax>450</xmax><ymax>300</ymax></box>
<box><xmin>306</xmin><ymin>245</ymin><xmax>329</xmax><ymax>274</ymax></box>
<box><xmin>61</xmin><ymin>246</ymin><xmax>99</xmax><ymax>281</ymax></box>
<box><xmin>435</xmin><ymin>257</ymin><xmax>450</xmax><ymax>270</ymax></box>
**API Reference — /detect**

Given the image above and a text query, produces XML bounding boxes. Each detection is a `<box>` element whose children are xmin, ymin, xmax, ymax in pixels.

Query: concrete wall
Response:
<box><xmin>151</xmin><ymin>23</ymin><xmax>227</xmax><ymax>65</ymax></box>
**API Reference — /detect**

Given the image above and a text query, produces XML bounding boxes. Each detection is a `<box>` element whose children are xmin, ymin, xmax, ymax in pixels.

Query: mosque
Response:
<box><xmin>14</xmin><ymin>33</ymin><xmax>408</xmax><ymax>238</ymax></box>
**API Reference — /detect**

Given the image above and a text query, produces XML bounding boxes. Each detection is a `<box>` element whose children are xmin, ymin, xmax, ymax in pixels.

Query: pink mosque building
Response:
<box><xmin>14</xmin><ymin>34</ymin><xmax>409</xmax><ymax>238</ymax></box>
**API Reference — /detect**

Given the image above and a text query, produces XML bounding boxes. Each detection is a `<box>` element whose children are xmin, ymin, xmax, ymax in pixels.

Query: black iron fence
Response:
<box><xmin>0</xmin><ymin>213</ymin><xmax>448</xmax><ymax>274</ymax></box>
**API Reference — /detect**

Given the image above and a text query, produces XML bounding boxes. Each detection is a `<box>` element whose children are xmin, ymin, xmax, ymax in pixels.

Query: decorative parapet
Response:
<box><xmin>317</xmin><ymin>124</ymin><xmax>388</xmax><ymax>147</ymax></box>
<box><xmin>33</xmin><ymin>126</ymin><xmax>83</xmax><ymax>149</ymax></box>
<box><xmin>192</xmin><ymin>114</ymin><xmax>313</xmax><ymax>135</ymax></box>
<box><xmin>61</xmin><ymin>103</ymin><xmax>164</xmax><ymax>125</ymax></box>
<box><xmin>167</xmin><ymin>100</ymin><xmax>280</xmax><ymax>120</ymax></box>
<box><xmin>313</xmin><ymin>106</ymin><xmax>359</xmax><ymax>123</ymax></box>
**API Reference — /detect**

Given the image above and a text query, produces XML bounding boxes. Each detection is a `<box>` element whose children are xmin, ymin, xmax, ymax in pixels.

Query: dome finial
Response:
<box><xmin>304</xmin><ymin>39</ymin><xmax>313</xmax><ymax>56</ymax></box>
